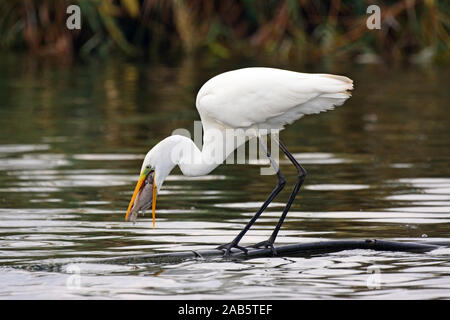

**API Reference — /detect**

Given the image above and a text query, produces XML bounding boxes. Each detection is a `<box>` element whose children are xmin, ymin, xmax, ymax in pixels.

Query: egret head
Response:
<box><xmin>124</xmin><ymin>136</ymin><xmax>183</xmax><ymax>225</ymax></box>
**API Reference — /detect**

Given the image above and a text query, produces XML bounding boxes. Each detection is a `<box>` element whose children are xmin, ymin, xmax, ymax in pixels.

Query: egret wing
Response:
<box><xmin>196</xmin><ymin>67</ymin><xmax>353</xmax><ymax>129</ymax></box>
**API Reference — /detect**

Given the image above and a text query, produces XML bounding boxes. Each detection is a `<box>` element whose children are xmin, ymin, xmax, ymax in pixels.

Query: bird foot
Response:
<box><xmin>253</xmin><ymin>240</ymin><xmax>277</xmax><ymax>256</ymax></box>
<box><xmin>217</xmin><ymin>242</ymin><xmax>248</xmax><ymax>257</ymax></box>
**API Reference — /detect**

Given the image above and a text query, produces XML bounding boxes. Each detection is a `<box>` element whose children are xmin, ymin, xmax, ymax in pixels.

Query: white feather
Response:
<box><xmin>196</xmin><ymin>67</ymin><xmax>353</xmax><ymax>130</ymax></box>
<box><xmin>130</xmin><ymin>67</ymin><xmax>354</xmax><ymax>226</ymax></box>
<box><xmin>141</xmin><ymin>67</ymin><xmax>353</xmax><ymax>180</ymax></box>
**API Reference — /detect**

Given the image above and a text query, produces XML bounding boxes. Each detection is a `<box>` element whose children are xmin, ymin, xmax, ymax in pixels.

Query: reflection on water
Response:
<box><xmin>0</xmin><ymin>54</ymin><xmax>449</xmax><ymax>299</ymax></box>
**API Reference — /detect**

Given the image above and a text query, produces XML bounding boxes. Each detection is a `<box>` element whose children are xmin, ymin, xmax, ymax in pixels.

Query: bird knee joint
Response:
<box><xmin>278</xmin><ymin>177</ymin><xmax>286</xmax><ymax>187</ymax></box>
<box><xmin>298</xmin><ymin>169</ymin><xmax>307</xmax><ymax>179</ymax></box>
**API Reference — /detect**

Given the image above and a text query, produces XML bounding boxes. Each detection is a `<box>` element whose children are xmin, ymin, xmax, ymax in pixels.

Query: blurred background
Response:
<box><xmin>0</xmin><ymin>0</ymin><xmax>448</xmax><ymax>64</ymax></box>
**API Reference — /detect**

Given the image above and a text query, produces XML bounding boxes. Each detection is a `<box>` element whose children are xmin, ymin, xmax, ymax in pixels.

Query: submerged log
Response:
<box><xmin>20</xmin><ymin>239</ymin><xmax>447</xmax><ymax>272</ymax></box>
<box><xmin>97</xmin><ymin>239</ymin><xmax>441</xmax><ymax>265</ymax></box>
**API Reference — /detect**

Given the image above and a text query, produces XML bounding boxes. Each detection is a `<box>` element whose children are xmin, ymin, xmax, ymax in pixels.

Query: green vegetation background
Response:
<box><xmin>0</xmin><ymin>0</ymin><xmax>448</xmax><ymax>65</ymax></box>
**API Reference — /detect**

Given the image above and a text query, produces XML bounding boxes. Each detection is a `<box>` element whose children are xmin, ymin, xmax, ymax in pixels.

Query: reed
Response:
<box><xmin>0</xmin><ymin>0</ymin><xmax>448</xmax><ymax>64</ymax></box>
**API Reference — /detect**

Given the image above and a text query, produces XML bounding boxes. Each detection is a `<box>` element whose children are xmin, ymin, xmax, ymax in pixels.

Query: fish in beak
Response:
<box><xmin>125</xmin><ymin>167</ymin><xmax>157</xmax><ymax>227</ymax></box>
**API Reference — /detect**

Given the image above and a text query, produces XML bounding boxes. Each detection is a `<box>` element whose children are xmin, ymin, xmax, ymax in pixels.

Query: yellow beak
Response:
<box><xmin>152</xmin><ymin>173</ymin><xmax>157</xmax><ymax>228</ymax></box>
<box><xmin>125</xmin><ymin>168</ymin><xmax>157</xmax><ymax>228</ymax></box>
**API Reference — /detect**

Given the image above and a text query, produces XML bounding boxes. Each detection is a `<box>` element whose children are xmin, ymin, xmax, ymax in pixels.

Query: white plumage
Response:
<box><xmin>139</xmin><ymin>67</ymin><xmax>354</xmax><ymax>187</ymax></box>
<box><xmin>196</xmin><ymin>67</ymin><xmax>353</xmax><ymax>130</ymax></box>
<box><xmin>126</xmin><ymin>67</ymin><xmax>354</xmax><ymax>239</ymax></box>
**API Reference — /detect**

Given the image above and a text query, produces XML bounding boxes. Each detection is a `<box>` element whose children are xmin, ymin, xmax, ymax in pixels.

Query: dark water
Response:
<box><xmin>0</xmin><ymin>54</ymin><xmax>449</xmax><ymax>299</ymax></box>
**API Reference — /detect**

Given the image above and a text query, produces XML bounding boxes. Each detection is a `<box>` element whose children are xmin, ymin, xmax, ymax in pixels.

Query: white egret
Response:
<box><xmin>125</xmin><ymin>67</ymin><xmax>353</xmax><ymax>256</ymax></box>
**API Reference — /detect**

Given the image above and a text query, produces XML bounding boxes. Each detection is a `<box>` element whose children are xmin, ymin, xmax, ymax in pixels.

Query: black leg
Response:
<box><xmin>218</xmin><ymin>138</ymin><xmax>286</xmax><ymax>257</ymax></box>
<box><xmin>254</xmin><ymin>139</ymin><xmax>307</xmax><ymax>254</ymax></box>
